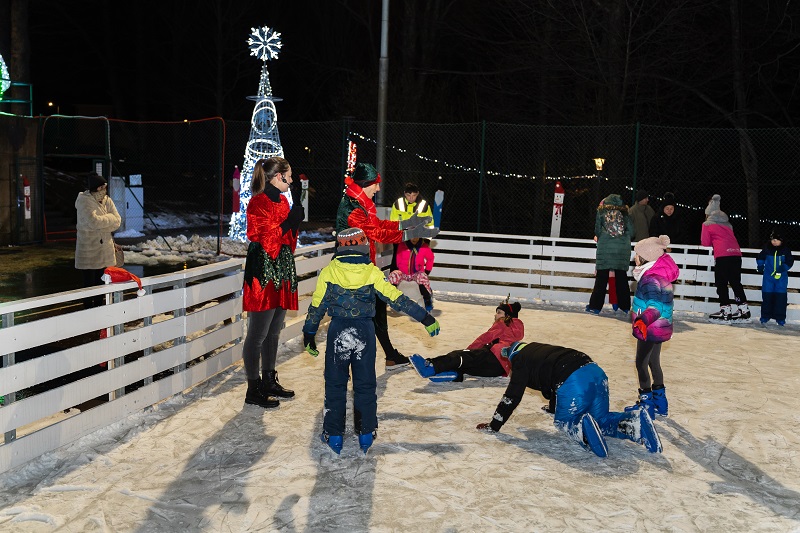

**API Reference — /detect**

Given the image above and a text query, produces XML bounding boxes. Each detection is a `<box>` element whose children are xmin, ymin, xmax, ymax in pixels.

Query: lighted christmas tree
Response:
<box><xmin>228</xmin><ymin>26</ymin><xmax>285</xmax><ymax>241</ymax></box>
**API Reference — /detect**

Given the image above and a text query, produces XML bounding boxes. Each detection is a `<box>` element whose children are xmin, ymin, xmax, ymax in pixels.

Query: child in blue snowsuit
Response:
<box><xmin>302</xmin><ymin>228</ymin><xmax>440</xmax><ymax>455</ymax></box>
<box><xmin>476</xmin><ymin>341</ymin><xmax>662</xmax><ymax>457</ymax></box>
<box><xmin>756</xmin><ymin>228</ymin><xmax>794</xmax><ymax>326</ymax></box>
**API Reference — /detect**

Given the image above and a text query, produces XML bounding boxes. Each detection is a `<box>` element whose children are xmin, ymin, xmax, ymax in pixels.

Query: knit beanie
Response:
<box><xmin>88</xmin><ymin>173</ymin><xmax>107</xmax><ymax>192</ymax></box>
<box><xmin>661</xmin><ymin>192</ymin><xmax>676</xmax><ymax>209</ymax></box>
<box><xmin>705</xmin><ymin>194</ymin><xmax>721</xmax><ymax>216</ymax></box>
<box><xmin>769</xmin><ymin>227</ymin><xmax>784</xmax><ymax>242</ymax></box>
<box><xmin>350</xmin><ymin>163</ymin><xmax>382</xmax><ymax>187</ymax></box>
<box><xmin>496</xmin><ymin>301</ymin><xmax>521</xmax><ymax>318</ymax></box>
<box><xmin>635</xmin><ymin>189</ymin><xmax>649</xmax><ymax>202</ymax></box>
<box><xmin>634</xmin><ymin>235</ymin><xmax>670</xmax><ymax>263</ymax></box>
<box><xmin>336</xmin><ymin>227</ymin><xmax>370</xmax><ymax>254</ymax></box>
<box><xmin>501</xmin><ymin>341</ymin><xmax>527</xmax><ymax>361</ymax></box>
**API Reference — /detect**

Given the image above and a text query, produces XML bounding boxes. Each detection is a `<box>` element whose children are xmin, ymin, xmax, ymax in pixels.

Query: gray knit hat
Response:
<box><xmin>705</xmin><ymin>194</ymin><xmax>721</xmax><ymax>216</ymax></box>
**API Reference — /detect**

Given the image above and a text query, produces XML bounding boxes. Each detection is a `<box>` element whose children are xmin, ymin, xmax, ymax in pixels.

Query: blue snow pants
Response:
<box><xmin>323</xmin><ymin>317</ymin><xmax>377</xmax><ymax>437</ymax></box>
<box><xmin>553</xmin><ymin>363</ymin><xmax>629</xmax><ymax>440</ymax></box>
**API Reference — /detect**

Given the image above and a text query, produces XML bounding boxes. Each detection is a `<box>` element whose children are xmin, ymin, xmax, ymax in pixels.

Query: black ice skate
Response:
<box><xmin>729</xmin><ymin>303</ymin><xmax>752</xmax><ymax>325</ymax></box>
<box><xmin>708</xmin><ymin>305</ymin><xmax>733</xmax><ymax>324</ymax></box>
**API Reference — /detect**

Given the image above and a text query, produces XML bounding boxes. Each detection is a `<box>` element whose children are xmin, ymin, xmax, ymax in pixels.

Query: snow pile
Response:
<box><xmin>121</xmin><ymin>230</ymin><xmax>335</xmax><ymax>266</ymax></box>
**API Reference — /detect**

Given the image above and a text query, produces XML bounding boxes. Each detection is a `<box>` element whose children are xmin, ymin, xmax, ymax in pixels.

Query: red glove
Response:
<box><xmin>633</xmin><ymin>319</ymin><xmax>647</xmax><ymax>340</ymax></box>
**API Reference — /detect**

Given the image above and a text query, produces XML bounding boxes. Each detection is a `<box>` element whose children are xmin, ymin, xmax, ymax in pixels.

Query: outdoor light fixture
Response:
<box><xmin>593</xmin><ymin>158</ymin><xmax>605</xmax><ymax>171</ymax></box>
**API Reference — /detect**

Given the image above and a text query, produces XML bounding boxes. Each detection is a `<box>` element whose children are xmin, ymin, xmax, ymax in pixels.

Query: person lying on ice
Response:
<box><xmin>408</xmin><ymin>299</ymin><xmax>524</xmax><ymax>383</ymax></box>
<box><xmin>476</xmin><ymin>341</ymin><xmax>662</xmax><ymax>457</ymax></box>
<box><xmin>302</xmin><ymin>227</ymin><xmax>441</xmax><ymax>455</ymax></box>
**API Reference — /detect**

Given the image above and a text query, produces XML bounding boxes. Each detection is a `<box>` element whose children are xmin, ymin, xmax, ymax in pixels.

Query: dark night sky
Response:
<box><xmin>19</xmin><ymin>1</ymin><xmax>800</xmax><ymax>127</ymax></box>
<box><xmin>27</xmin><ymin>1</ymin><xmax>388</xmax><ymax>122</ymax></box>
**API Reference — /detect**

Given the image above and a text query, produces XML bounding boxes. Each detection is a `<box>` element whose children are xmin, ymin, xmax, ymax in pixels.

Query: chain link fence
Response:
<box><xmin>7</xmin><ymin>115</ymin><xmax>799</xmax><ymax>248</ymax></box>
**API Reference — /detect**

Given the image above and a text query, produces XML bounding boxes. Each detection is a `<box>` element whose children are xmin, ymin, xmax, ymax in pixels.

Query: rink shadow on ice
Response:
<box><xmin>495</xmin><ymin>424</ymin><xmax>663</xmax><ymax>475</ymax></box>
<box><xmin>134</xmin><ymin>380</ymin><xmax>274</xmax><ymax>532</ymax></box>
<box><xmin>663</xmin><ymin>419</ymin><xmax>800</xmax><ymax>522</ymax></box>
<box><xmin>295</xmin><ymin>368</ymin><xmax>464</xmax><ymax>531</ymax></box>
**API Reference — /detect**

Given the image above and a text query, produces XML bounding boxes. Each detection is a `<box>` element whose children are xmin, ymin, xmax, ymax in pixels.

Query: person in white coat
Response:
<box><xmin>74</xmin><ymin>173</ymin><xmax>121</xmax><ymax>307</ymax></box>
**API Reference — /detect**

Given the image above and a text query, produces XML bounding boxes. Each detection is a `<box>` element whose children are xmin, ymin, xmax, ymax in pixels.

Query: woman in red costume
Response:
<box><xmin>242</xmin><ymin>157</ymin><xmax>304</xmax><ymax>408</ymax></box>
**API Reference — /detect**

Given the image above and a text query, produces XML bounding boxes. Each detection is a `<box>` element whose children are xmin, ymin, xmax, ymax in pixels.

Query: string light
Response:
<box><xmin>350</xmin><ymin>131</ymin><xmax>798</xmax><ymax>229</ymax></box>
<box><xmin>350</xmin><ymin>131</ymin><xmax>602</xmax><ymax>180</ymax></box>
<box><xmin>229</xmin><ymin>26</ymin><xmax>285</xmax><ymax>242</ymax></box>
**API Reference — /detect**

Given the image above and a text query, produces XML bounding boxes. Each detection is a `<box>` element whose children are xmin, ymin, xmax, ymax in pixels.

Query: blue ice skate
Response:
<box><xmin>410</xmin><ymin>354</ymin><xmax>435</xmax><ymax>378</ymax></box>
<box><xmin>637</xmin><ymin>408</ymin><xmax>662</xmax><ymax>453</ymax></box>
<box><xmin>429</xmin><ymin>371</ymin><xmax>459</xmax><ymax>383</ymax></box>
<box><xmin>580</xmin><ymin>413</ymin><xmax>608</xmax><ymax>458</ymax></box>
<box><xmin>359</xmin><ymin>431</ymin><xmax>377</xmax><ymax>454</ymax></box>
<box><xmin>320</xmin><ymin>432</ymin><xmax>343</xmax><ymax>455</ymax></box>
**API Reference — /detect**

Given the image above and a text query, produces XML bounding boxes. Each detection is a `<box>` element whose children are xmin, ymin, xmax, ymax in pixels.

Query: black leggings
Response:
<box><xmin>588</xmin><ymin>269</ymin><xmax>631</xmax><ymax>312</ymax></box>
<box><xmin>430</xmin><ymin>347</ymin><xmax>504</xmax><ymax>378</ymax></box>
<box><xmin>374</xmin><ymin>295</ymin><xmax>398</xmax><ymax>359</ymax></box>
<box><xmin>713</xmin><ymin>256</ymin><xmax>747</xmax><ymax>305</ymax></box>
<box><xmin>242</xmin><ymin>308</ymin><xmax>286</xmax><ymax>380</ymax></box>
<box><xmin>635</xmin><ymin>340</ymin><xmax>664</xmax><ymax>390</ymax></box>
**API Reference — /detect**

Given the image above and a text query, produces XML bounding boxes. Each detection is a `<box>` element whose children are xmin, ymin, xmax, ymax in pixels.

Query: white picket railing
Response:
<box><xmin>428</xmin><ymin>231</ymin><xmax>799</xmax><ymax>319</ymax></box>
<box><xmin>0</xmin><ymin>232</ymin><xmax>794</xmax><ymax>473</ymax></box>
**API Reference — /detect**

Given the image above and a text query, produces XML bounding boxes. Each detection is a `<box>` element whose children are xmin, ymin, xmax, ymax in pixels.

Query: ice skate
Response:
<box><xmin>636</xmin><ymin>408</ymin><xmax>662</xmax><ymax>453</ymax></box>
<box><xmin>320</xmin><ymin>432</ymin><xmax>343</xmax><ymax>455</ymax></box>
<box><xmin>708</xmin><ymin>304</ymin><xmax>733</xmax><ymax>324</ymax></box>
<box><xmin>429</xmin><ymin>371</ymin><xmax>459</xmax><ymax>382</ymax></box>
<box><xmin>651</xmin><ymin>385</ymin><xmax>668</xmax><ymax>417</ymax></box>
<box><xmin>729</xmin><ymin>303</ymin><xmax>752</xmax><ymax>325</ymax></box>
<box><xmin>359</xmin><ymin>431</ymin><xmax>377</xmax><ymax>454</ymax></box>
<box><xmin>409</xmin><ymin>354</ymin><xmax>435</xmax><ymax>378</ymax></box>
<box><xmin>579</xmin><ymin>413</ymin><xmax>608</xmax><ymax>458</ymax></box>
<box><xmin>624</xmin><ymin>388</ymin><xmax>656</xmax><ymax>420</ymax></box>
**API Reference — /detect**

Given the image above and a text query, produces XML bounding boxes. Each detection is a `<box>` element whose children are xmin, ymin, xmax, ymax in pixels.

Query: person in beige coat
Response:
<box><xmin>75</xmin><ymin>173</ymin><xmax>121</xmax><ymax>307</ymax></box>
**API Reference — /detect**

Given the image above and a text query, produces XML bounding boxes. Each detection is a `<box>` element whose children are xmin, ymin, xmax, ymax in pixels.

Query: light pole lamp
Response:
<box><xmin>47</xmin><ymin>101</ymin><xmax>59</xmax><ymax>114</ymax></box>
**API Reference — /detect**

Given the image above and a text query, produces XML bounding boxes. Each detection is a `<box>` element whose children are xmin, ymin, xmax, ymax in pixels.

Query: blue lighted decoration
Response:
<box><xmin>229</xmin><ymin>26</ymin><xmax>285</xmax><ymax>241</ymax></box>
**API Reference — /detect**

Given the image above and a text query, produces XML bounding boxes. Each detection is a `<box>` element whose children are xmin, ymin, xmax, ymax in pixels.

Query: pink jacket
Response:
<box><xmin>467</xmin><ymin>318</ymin><xmax>525</xmax><ymax>376</ymax></box>
<box><xmin>395</xmin><ymin>240</ymin><xmax>435</xmax><ymax>275</ymax></box>
<box><xmin>701</xmin><ymin>223</ymin><xmax>741</xmax><ymax>259</ymax></box>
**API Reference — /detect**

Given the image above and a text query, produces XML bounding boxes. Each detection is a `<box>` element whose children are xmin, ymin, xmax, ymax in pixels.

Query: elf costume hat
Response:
<box><xmin>102</xmin><ymin>266</ymin><xmax>146</xmax><ymax>296</ymax></box>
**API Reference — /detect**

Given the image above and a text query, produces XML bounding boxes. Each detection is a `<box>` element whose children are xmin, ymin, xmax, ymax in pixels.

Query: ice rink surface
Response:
<box><xmin>1</xmin><ymin>296</ymin><xmax>799</xmax><ymax>532</ymax></box>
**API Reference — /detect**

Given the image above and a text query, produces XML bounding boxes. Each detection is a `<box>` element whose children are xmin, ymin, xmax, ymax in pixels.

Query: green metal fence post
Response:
<box><xmin>477</xmin><ymin>120</ymin><xmax>486</xmax><ymax>233</ymax></box>
<box><xmin>631</xmin><ymin>122</ymin><xmax>641</xmax><ymax>205</ymax></box>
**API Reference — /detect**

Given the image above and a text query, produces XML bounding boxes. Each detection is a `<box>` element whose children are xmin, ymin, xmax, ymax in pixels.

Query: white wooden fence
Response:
<box><xmin>429</xmin><ymin>231</ymin><xmax>799</xmax><ymax>319</ymax></box>
<box><xmin>0</xmin><ymin>232</ymin><xmax>795</xmax><ymax>473</ymax></box>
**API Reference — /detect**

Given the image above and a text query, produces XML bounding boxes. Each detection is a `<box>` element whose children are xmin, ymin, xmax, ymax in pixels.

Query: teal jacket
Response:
<box><xmin>594</xmin><ymin>194</ymin><xmax>634</xmax><ymax>271</ymax></box>
<box><xmin>302</xmin><ymin>250</ymin><xmax>428</xmax><ymax>335</ymax></box>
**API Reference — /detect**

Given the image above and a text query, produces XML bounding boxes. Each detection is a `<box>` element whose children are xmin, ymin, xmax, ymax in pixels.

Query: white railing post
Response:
<box><xmin>2</xmin><ymin>312</ymin><xmax>15</xmax><ymax>444</ymax></box>
<box><xmin>110</xmin><ymin>289</ymin><xmax>126</xmax><ymax>400</ymax></box>
<box><xmin>174</xmin><ymin>279</ymin><xmax>187</xmax><ymax>374</ymax></box>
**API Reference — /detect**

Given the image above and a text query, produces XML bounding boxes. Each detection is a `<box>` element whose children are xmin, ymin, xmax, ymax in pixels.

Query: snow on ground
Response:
<box><xmin>119</xmin><ymin>230</ymin><xmax>334</xmax><ymax>267</ymax></box>
<box><xmin>1</xmin><ymin>297</ymin><xmax>799</xmax><ymax>532</ymax></box>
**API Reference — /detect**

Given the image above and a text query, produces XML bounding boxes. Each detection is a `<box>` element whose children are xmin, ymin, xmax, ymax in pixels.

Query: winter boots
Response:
<box><xmin>263</xmin><ymin>370</ymin><xmax>294</xmax><ymax>398</ymax></box>
<box><xmin>624</xmin><ymin>388</ymin><xmax>656</xmax><ymax>420</ymax></box>
<box><xmin>651</xmin><ymin>384</ymin><xmax>668</xmax><ymax>417</ymax></box>
<box><xmin>245</xmin><ymin>379</ymin><xmax>279</xmax><ymax>409</ymax></box>
<box><xmin>385</xmin><ymin>351</ymin><xmax>410</xmax><ymax>370</ymax></box>
<box><xmin>617</xmin><ymin>408</ymin><xmax>662</xmax><ymax>453</ymax></box>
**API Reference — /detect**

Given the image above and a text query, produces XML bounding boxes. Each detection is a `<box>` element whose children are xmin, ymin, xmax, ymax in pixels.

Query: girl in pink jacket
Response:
<box><xmin>409</xmin><ymin>300</ymin><xmax>525</xmax><ymax>382</ymax></box>
<box><xmin>387</xmin><ymin>238</ymin><xmax>435</xmax><ymax>311</ymax></box>
<box><xmin>701</xmin><ymin>194</ymin><xmax>750</xmax><ymax>323</ymax></box>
